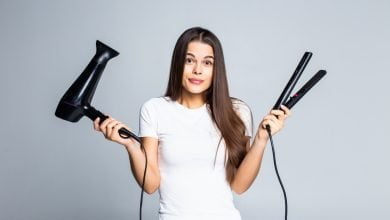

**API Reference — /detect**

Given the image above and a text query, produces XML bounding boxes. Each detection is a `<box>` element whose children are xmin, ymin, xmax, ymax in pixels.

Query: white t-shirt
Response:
<box><xmin>138</xmin><ymin>96</ymin><xmax>253</xmax><ymax>220</ymax></box>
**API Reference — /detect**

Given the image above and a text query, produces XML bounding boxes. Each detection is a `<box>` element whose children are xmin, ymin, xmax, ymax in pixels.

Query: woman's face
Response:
<box><xmin>181</xmin><ymin>41</ymin><xmax>214</xmax><ymax>97</ymax></box>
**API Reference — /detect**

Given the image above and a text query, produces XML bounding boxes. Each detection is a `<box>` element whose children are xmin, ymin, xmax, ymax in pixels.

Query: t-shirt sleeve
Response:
<box><xmin>234</xmin><ymin>100</ymin><xmax>253</xmax><ymax>138</ymax></box>
<box><xmin>138</xmin><ymin>100</ymin><xmax>158</xmax><ymax>138</ymax></box>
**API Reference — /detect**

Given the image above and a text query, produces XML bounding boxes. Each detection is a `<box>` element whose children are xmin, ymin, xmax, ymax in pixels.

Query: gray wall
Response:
<box><xmin>1</xmin><ymin>0</ymin><xmax>389</xmax><ymax>219</ymax></box>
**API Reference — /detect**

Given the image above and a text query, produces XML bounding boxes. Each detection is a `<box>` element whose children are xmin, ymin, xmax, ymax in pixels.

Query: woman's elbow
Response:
<box><xmin>232</xmin><ymin>188</ymin><xmax>247</xmax><ymax>195</ymax></box>
<box><xmin>145</xmin><ymin>188</ymin><xmax>157</xmax><ymax>195</ymax></box>
<box><xmin>231</xmin><ymin>183</ymin><xmax>248</xmax><ymax>195</ymax></box>
<box><xmin>145</xmin><ymin>183</ymin><xmax>160</xmax><ymax>195</ymax></box>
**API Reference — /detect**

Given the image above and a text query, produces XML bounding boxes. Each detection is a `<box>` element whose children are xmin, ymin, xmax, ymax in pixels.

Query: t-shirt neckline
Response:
<box><xmin>173</xmin><ymin>99</ymin><xmax>207</xmax><ymax>112</ymax></box>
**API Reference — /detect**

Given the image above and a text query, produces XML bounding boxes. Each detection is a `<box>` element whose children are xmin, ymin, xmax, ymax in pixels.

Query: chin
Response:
<box><xmin>188</xmin><ymin>89</ymin><xmax>207</xmax><ymax>95</ymax></box>
<box><xmin>184</xmin><ymin>87</ymin><xmax>208</xmax><ymax>95</ymax></box>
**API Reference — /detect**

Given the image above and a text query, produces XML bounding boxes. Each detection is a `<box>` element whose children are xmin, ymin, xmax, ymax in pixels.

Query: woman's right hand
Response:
<box><xmin>93</xmin><ymin>115</ymin><xmax>137</xmax><ymax>148</ymax></box>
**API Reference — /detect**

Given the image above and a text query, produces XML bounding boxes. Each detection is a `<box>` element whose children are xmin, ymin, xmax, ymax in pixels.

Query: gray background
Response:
<box><xmin>1</xmin><ymin>0</ymin><xmax>389</xmax><ymax>219</ymax></box>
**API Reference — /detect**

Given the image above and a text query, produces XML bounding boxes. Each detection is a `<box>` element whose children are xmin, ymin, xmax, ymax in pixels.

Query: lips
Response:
<box><xmin>188</xmin><ymin>78</ymin><xmax>204</xmax><ymax>85</ymax></box>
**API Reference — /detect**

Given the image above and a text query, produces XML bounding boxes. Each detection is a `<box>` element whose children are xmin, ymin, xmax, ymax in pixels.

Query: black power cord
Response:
<box><xmin>138</xmin><ymin>143</ymin><xmax>148</xmax><ymax>220</ymax></box>
<box><xmin>266</xmin><ymin>125</ymin><xmax>288</xmax><ymax>220</ymax></box>
<box><xmin>118</xmin><ymin>134</ymin><xmax>147</xmax><ymax>220</ymax></box>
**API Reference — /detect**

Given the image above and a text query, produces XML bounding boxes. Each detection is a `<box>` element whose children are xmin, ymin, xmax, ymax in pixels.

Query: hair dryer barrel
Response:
<box><xmin>55</xmin><ymin>40</ymin><xmax>119</xmax><ymax>122</ymax></box>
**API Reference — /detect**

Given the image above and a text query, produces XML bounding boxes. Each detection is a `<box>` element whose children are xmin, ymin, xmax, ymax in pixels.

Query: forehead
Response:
<box><xmin>186</xmin><ymin>41</ymin><xmax>214</xmax><ymax>57</ymax></box>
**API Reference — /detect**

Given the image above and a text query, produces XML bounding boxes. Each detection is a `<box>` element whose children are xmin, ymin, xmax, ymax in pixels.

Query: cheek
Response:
<box><xmin>183</xmin><ymin>65</ymin><xmax>192</xmax><ymax>73</ymax></box>
<box><xmin>182</xmin><ymin>66</ymin><xmax>193</xmax><ymax>78</ymax></box>
<box><xmin>205</xmin><ymin>68</ymin><xmax>213</xmax><ymax>83</ymax></box>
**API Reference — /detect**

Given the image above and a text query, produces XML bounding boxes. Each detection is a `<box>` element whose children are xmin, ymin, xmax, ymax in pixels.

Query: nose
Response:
<box><xmin>193</xmin><ymin>63</ymin><xmax>202</xmax><ymax>75</ymax></box>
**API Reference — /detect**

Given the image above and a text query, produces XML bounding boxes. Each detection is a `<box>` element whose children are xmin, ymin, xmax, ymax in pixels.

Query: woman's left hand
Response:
<box><xmin>256</xmin><ymin>105</ymin><xmax>292</xmax><ymax>142</ymax></box>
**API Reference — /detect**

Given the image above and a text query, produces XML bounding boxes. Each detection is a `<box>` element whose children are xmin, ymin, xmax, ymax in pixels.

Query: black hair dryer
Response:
<box><xmin>55</xmin><ymin>40</ymin><xmax>140</xmax><ymax>142</ymax></box>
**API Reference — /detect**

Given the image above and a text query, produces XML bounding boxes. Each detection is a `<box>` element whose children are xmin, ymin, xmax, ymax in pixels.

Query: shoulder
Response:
<box><xmin>141</xmin><ymin>96</ymin><xmax>170</xmax><ymax>108</ymax></box>
<box><xmin>231</xmin><ymin>97</ymin><xmax>252</xmax><ymax>124</ymax></box>
<box><xmin>140</xmin><ymin>96</ymin><xmax>173</xmax><ymax>115</ymax></box>
<box><xmin>231</xmin><ymin>97</ymin><xmax>251</xmax><ymax>113</ymax></box>
<box><xmin>231</xmin><ymin>97</ymin><xmax>253</xmax><ymax>137</ymax></box>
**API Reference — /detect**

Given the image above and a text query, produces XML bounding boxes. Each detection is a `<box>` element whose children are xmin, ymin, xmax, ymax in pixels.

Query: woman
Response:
<box><xmin>93</xmin><ymin>27</ymin><xmax>291</xmax><ymax>220</ymax></box>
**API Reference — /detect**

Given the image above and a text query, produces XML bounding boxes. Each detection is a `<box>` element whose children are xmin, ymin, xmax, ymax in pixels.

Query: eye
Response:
<box><xmin>204</xmin><ymin>60</ymin><xmax>214</xmax><ymax>66</ymax></box>
<box><xmin>185</xmin><ymin>57</ymin><xmax>194</xmax><ymax>64</ymax></box>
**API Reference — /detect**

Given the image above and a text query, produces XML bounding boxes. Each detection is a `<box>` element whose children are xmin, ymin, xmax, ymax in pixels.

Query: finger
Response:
<box><xmin>100</xmin><ymin>116</ymin><xmax>114</xmax><ymax>134</ymax></box>
<box><xmin>262</xmin><ymin>119</ymin><xmax>271</xmax><ymax>129</ymax></box>
<box><xmin>265</xmin><ymin>120</ymin><xmax>278</xmax><ymax>133</ymax></box>
<box><xmin>270</xmin><ymin>109</ymin><xmax>285</xmax><ymax>117</ymax></box>
<box><xmin>94</xmin><ymin>117</ymin><xmax>100</xmax><ymax>130</ymax></box>
<box><xmin>264</xmin><ymin>114</ymin><xmax>279</xmax><ymax>121</ymax></box>
<box><xmin>99</xmin><ymin>116</ymin><xmax>111</xmax><ymax>128</ymax></box>
<box><xmin>271</xmin><ymin>112</ymin><xmax>286</xmax><ymax>123</ymax></box>
<box><xmin>270</xmin><ymin>116</ymin><xmax>284</xmax><ymax>129</ymax></box>
<box><xmin>269</xmin><ymin>120</ymin><xmax>279</xmax><ymax>134</ymax></box>
<box><xmin>116</xmin><ymin>123</ymin><xmax>132</xmax><ymax>132</ymax></box>
<box><xmin>112</xmin><ymin>122</ymin><xmax>124</xmax><ymax>138</ymax></box>
<box><xmin>271</xmin><ymin>111</ymin><xmax>286</xmax><ymax>121</ymax></box>
<box><xmin>96</xmin><ymin>115</ymin><xmax>108</xmax><ymax>126</ymax></box>
<box><xmin>106</xmin><ymin>120</ymin><xmax>120</xmax><ymax>138</ymax></box>
<box><xmin>280</xmin><ymin>105</ymin><xmax>292</xmax><ymax>117</ymax></box>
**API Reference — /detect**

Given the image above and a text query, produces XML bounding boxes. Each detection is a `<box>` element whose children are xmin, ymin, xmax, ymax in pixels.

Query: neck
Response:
<box><xmin>178</xmin><ymin>91</ymin><xmax>206</xmax><ymax>109</ymax></box>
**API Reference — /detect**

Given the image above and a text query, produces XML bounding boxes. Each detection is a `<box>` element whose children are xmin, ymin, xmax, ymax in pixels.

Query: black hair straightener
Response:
<box><xmin>266</xmin><ymin>51</ymin><xmax>327</xmax><ymax>220</ymax></box>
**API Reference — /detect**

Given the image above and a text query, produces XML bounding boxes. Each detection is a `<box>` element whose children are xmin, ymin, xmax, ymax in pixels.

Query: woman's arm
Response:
<box><xmin>230</xmin><ymin>137</ymin><xmax>267</xmax><ymax>195</ymax></box>
<box><xmin>231</xmin><ymin>105</ymin><xmax>291</xmax><ymax>195</ymax></box>
<box><xmin>93</xmin><ymin>115</ymin><xmax>161</xmax><ymax>195</ymax></box>
<box><xmin>125</xmin><ymin>137</ymin><xmax>161</xmax><ymax>195</ymax></box>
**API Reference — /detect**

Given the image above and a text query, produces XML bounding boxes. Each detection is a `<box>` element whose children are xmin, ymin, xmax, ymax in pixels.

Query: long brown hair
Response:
<box><xmin>164</xmin><ymin>27</ymin><xmax>250</xmax><ymax>184</ymax></box>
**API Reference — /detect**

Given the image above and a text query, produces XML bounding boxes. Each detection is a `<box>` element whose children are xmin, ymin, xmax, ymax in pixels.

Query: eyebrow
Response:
<box><xmin>186</xmin><ymin>52</ymin><xmax>214</xmax><ymax>59</ymax></box>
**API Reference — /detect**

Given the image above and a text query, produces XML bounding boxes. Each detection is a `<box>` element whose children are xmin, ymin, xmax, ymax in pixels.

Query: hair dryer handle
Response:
<box><xmin>118</xmin><ymin>127</ymin><xmax>141</xmax><ymax>142</ymax></box>
<box><xmin>84</xmin><ymin>105</ymin><xmax>141</xmax><ymax>143</ymax></box>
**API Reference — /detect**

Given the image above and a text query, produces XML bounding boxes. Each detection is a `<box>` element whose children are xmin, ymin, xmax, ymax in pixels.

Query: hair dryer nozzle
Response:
<box><xmin>96</xmin><ymin>40</ymin><xmax>119</xmax><ymax>63</ymax></box>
